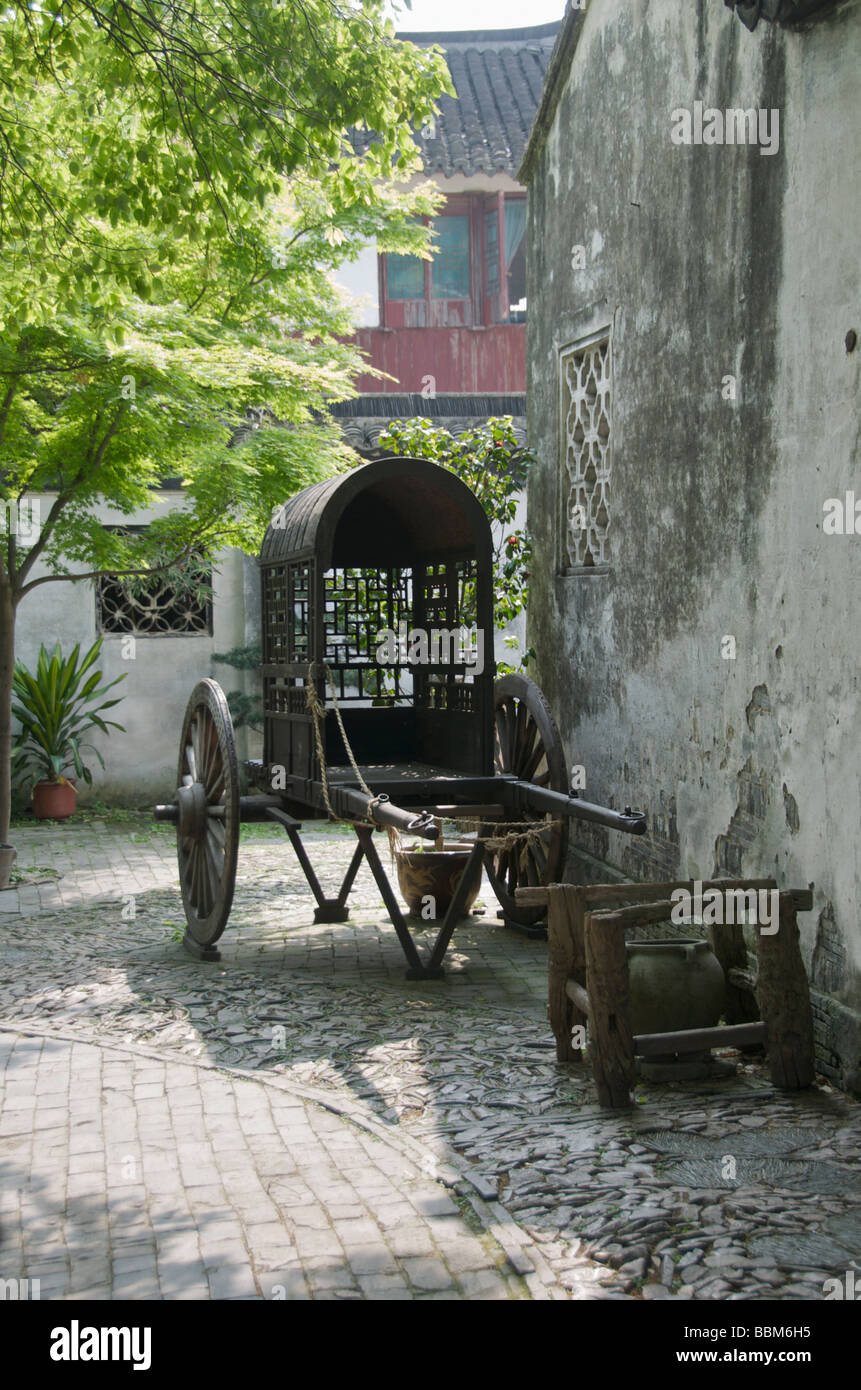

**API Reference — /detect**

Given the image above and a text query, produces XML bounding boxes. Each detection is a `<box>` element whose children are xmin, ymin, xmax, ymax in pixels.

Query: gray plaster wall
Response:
<box><xmin>525</xmin><ymin>0</ymin><xmax>860</xmax><ymax>1085</ymax></box>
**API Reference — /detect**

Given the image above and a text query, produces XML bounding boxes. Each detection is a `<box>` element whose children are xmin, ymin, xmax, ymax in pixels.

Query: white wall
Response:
<box><xmin>13</xmin><ymin>492</ymin><xmax>252</xmax><ymax>804</ymax></box>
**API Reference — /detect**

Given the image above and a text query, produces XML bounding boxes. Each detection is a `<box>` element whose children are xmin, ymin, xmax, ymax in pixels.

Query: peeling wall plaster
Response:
<box><xmin>525</xmin><ymin>0</ymin><xmax>861</xmax><ymax>1085</ymax></box>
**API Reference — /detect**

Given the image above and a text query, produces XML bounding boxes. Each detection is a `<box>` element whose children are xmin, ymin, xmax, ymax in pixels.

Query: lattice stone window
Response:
<box><xmin>561</xmin><ymin>333</ymin><xmax>611</xmax><ymax>569</ymax></box>
<box><xmin>96</xmin><ymin>529</ymin><xmax>212</xmax><ymax>635</ymax></box>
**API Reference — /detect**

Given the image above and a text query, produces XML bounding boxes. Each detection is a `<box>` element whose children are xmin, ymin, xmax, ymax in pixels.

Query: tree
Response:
<box><xmin>0</xmin><ymin>1</ymin><xmax>452</xmax><ymax>849</ymax></box>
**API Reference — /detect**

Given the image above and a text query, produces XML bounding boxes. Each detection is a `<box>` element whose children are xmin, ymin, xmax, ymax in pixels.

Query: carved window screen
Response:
<box><xmin>96</xmin><ymin>532</ymin><xmax>212</xmax><ymax>636</ymax></box>
<box><xmin>560</xmin><ymin>334</ymin><xmax>611</xmax><ymax>569</ymax></box>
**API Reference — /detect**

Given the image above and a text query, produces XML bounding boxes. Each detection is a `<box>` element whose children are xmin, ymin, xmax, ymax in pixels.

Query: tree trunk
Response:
<box><xmin>0</xmin><ymin>582</ymin><xmax>15</xmax><ymax>847</ymax></box>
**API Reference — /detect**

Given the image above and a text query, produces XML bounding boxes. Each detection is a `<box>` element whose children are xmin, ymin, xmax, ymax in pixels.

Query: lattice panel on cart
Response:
<box><xmin>418</xmin><ymin>559</ymin><xmax>479</xmax><ymax>632</ymax></box>
<box><xmin>423</xmin><ymin>681</ymin><xmax>476</xmax><ymax>713</ymax></box>
<box><xmin>321</xmin><ymin>567</ymin><xmax>413</xmax><ymax>701</ymax></box>
<box><xmin>262</xmin><ymin>562</ymin><xmax>311</xmax><ymax>665</ymax></box>
<box><xmin>561</xmin><ymin>335</ymin><xmax>611</xmax><ymax>568</ymax></box>
<box><xmin>414</xmin><ymin>558</ymin><xmax>482</xmax><ymax>711</ymax></box>
<box><xmin>264</xmin><ymin>679</ymin><xmax>308</xmax><ymax>716</ymax></box>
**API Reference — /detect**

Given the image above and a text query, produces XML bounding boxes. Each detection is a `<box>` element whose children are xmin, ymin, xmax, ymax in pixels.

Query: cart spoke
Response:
<box><xmin>185</xmin><ymin>742</ymin><xmax>198</xmax><ymax>783</ymax></box>
<box><xmin>197</xmin><ymin>841</ymin><xmax>212</xmax><ymax>918</ymax></box>
<box><xmin>521</xmin><ymin>733</ymin><xmax>546</xmax><ymax>783</ymax></box>
<box><xmin>206</xmin><ymin>760</ymin><xmax>225</xmax><ymax>800</ymax></box>
<box><xmin>191</xmin><ymin>717</ymin><xmax>203</xmax><ymax>784</ymax></box>
<box><xmin>494</xmin><ymin>705</ymin><xmax>512</xmax><ymax>772</ymax></box>
<box><xmin>531</xmin><ymin>837</ymin><xmax>548</xmax><ymax>874</ymax></box>
<box><xmin>207</xmin><ymin>816</ymin><xmax>226</xmax><ymax>848</ymax></box>
<box><xmin>202</xmin><ymin>712</ymin><xmax>220</xmax><ymax>784</ymax></box>
<box><xmin>204</xmin><ymin>831</ymin><xmax>223</xmax><ymax>897</ymax></box>
<box><xmin>524</xmin><ymin>846</ymin><xmax>540</xmax><ymax>887</ymax></box>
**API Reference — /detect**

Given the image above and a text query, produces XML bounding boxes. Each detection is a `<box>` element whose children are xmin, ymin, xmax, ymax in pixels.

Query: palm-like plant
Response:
<box><xmin>11</xmin><ymin>639</ymin><xmax>126</xmax><ymax>790</ymax></box>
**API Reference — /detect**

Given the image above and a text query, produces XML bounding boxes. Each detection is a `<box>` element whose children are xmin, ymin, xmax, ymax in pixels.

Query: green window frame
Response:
<box><xmin>431</xmin><ymin>215</ymin><xmax>470</xmax><ymax>299</ymax></box>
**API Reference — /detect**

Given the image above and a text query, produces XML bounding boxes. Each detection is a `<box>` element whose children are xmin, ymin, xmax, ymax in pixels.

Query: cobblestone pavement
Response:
<box><xmin>2</xmin><ymin>818</ymin><xmax>860</xmax><ymax>1301</ymax></box>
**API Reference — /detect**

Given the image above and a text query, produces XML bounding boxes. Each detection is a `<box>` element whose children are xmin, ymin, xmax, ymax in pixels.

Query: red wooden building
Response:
<box><xmin>333</xmin><ymin>22</ymin><xmax>560</xmax><ymax>455</ymax></box>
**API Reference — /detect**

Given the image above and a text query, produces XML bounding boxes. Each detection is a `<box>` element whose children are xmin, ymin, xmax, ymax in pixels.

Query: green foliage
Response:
<box><xmin>377</xmin><ymin>417</ymin><xmax>534</xmax><ymax>667</ymax></box>
<box><xmin>212</xmin><ymin>645</ymin><xmax>263</xmax><ymax>731</ymax></box>
<box><xmin>212</xmin><ymin>645</ymin><xmax>262</xmax><ymax>672</ymax></box>
<box><xmin>0</xmin><ymin>1</ymin><xmax>452</xmax><ymax>327</ymax></box>
<box><xmin>223</xmin><ymin>690</ymin><xmax>264</xmax><ymax>733</ymax></box>
<box><xmin>0</xmin><ymin>1</ymin><xmax>453</xmax><ymax>845</ymax></box>
<box><xmin>11</xmin><ymin>639</ymin><xmax>126</xmax><ymax>788</ymax></box>
<box><xmin>0</xmin><ymin>3</ymin><xmax>453</xmax><ymax>598</ymax></box>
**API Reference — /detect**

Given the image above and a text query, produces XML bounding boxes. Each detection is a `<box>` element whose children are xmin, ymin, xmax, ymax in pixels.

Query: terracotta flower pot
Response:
<box><xmin>32</xmin><ymin>779</ymin><xmax>77</xmax><ymax>822</ymax></box>
<box><xmin>395</xmin><ymin>841</ymin><xmax>482</xmax><ymax>919</ymax></box>
<box><xmin>0</xmin><ymin>845</ymin><xmax>16</xmax><ymax>890</ymax></box>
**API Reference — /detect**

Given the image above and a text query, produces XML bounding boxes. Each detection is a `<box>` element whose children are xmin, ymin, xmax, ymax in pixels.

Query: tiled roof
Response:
<box><xmin>350</xmin><ymin>22</ymin><xmax>561</xmax><ymax>179</ymax></box>
<box><xmin>329</xmin><ymin>393</ymin><xmax>527</xmax><ymax>456</ymax></box>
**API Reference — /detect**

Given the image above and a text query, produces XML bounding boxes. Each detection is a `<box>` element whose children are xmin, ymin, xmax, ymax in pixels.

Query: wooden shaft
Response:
<box><xmin>565</xmin><ymin>978</ymin><xmax>591</xmax><ymax>1017</ymax></box>
<box><xmin>584</xmin><ymin>910</ymin><xmax>636</xmax><ymax>1108</ymax></box>
<box><xmin>516</xmin><ymin>879</ymin><xmax>815</xmax><ymax>911</ymax></box>
<box><xmin>727</xmin><ymin>966</ymin><xmax>757</xmax><ymax>992</ymax></box>
<box><xmin>546</xmin><ymin>886</ymin><xmax>585</xmax><ymax>1062</ymax></box>
<box><xmin>757</xmin><ymin>892</ymin><xmax>815</xmax><ymax>1090</ymax></box>
<box><xmin>633</xmin><ymin>1021</ymin><xmax>766</xmax><ymax>1056</ymax></box>
<box><xmin>713</xmin><ymin>922</ymin><xmax>760</xmax><ymax>1025</ymax></box>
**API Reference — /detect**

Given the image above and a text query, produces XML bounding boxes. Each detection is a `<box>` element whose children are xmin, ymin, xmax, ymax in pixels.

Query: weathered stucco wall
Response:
<box><xmin>525</xmin><ymin>0</ymin><xmax>860</xmax><ymax>1087</ymax></box>
<box><xmin>14</xmin><ymin>492</ymin><xmax>257</xmax><ymax>803</ymax></box>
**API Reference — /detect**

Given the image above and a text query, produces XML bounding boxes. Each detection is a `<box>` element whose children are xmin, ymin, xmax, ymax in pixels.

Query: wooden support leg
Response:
<box><xmin>266</xmin><ymin>807</ymin><xmax>350</xmax><ymax>923</ymax></box>
<box><xmin>547</xmin><ymin>885</ymin><xmax>586</xmax><ymax>1062</ymax></box>
<box><xmin>354</xmin><ymin>826</ymin><xmax>435</xmax><ymax>978</ymax></box>
<box><xmin>584</xmin><ymin>910</ymin><xmax>636</xmax><ymax>1109</ymax></box>
<box><xmin>710</xmin><ymin>920</ymin><xmax>760</xmax><ymax>1028</ymax></box>
<box><xmin>427</xmin><ymin>841</ymin><xmax>485</xmax><ymax>971</ymax></box>
<box><xmin>334</xmin><ymin>838</ymin><xmax>365</xmax><ymax>910</ymax></box>
<box><xmin>756</xmin><ymin>892</ymin><xmax>815</xmax><ymax>1090</ymax></box>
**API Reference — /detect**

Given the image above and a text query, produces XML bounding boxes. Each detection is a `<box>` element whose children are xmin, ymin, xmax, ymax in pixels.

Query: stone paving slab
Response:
<box><xmin>1</xmin><ymin>1026</ymin><xmax>564</xmax><ymax>1300</ymax></box>
<box><xmin>1</xmin><ymin>818</ymin><xmax>860</xmax><ymax>1301</ymax></box>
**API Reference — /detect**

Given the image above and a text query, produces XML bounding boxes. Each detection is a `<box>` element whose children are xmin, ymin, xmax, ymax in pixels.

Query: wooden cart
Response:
<box><xmin>155</xmin><ymin>458</ymin><xmax>647</xmax><ymax>977</ymax></box>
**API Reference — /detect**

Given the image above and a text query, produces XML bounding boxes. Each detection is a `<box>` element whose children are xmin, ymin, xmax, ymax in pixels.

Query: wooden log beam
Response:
<box><xmin>711</xmin><ymin>920</ymin><xmax>760</xmax><ymax>1027</ymax></box>
<box><xmin>633</xmin><ymin>1021</ymin><xmax>766</xmax><ymax>1057</ymax></box>
<box><xmin>756</xmin><ymin>892</ymin><xmax>815</xmax><ymax>1090</ymax></box>
<box><xmin>590</xmin><ymin>900</ymin><xmax>688</xmax><ymax>928</ymax></box>
<box><xmin>727</xmin><ymin>966</ymin><xmax>758</xmax><ymax>994</ymax></box>
<box><xmin>546</xmin><ymin>885</ymin><xmax>586</xmax><ymax>1062</ymax></box>
<box><xmin>584</xmin><ymin>909</ymin><xmax>636</xmax><ymax>1109</ymax></box>
<box><xmin>517</xmin><ymin>880</ymin><xmax>814</xmax><ymax>911</ymax></box>
<box><xmin>565</xmin><ymin>978</ymin><xmax>591</xmax><ymax>1017</ymax></box>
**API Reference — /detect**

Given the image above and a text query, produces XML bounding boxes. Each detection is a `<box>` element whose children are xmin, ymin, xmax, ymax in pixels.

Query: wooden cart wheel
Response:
<box><xmin>485</xmin><ymin>674</ymin><xmax>569</xmax><ymax>927</ymax></box>
<box><xmin>174</xmin><ymin>680</ymin><xmax>240</xmax><ymax>947</ymax></box>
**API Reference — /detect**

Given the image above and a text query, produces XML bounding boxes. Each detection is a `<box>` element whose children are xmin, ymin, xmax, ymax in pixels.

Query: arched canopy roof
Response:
<box><xmin>260</xmin><ymin>457</ymin><xmax>493</xmax><ymax>569</ymax></box>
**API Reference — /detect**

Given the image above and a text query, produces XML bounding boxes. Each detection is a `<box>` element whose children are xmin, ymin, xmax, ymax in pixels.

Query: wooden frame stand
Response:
<box><xmin>517</xmin><ymin>879</ymin><xmax>816</xmax><ymax>1109</ymax></box>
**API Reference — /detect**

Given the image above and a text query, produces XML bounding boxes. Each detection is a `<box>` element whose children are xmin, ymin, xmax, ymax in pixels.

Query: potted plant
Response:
<box><xmin>11</xmin><ymin>639</ymin><xmax>126</xmax><ymax>822</ymax></box>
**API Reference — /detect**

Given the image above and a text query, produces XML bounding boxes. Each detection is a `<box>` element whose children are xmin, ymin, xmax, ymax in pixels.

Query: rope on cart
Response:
<box><xmin>306</xmin><ymin>662</ymin><xmax>383</xmax><ymax>825</ymax></box>
<box><xmin>389</xmin><ymin>814</ymin><xmax>563</xmax><ymax>874</ymax></box>
<box><xmin>307</xmin><ymin>661</ymin><xmax>560</xmax><ymax>865</ymax></box>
